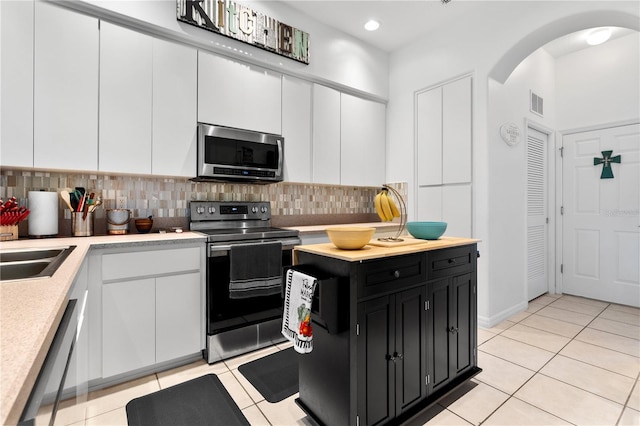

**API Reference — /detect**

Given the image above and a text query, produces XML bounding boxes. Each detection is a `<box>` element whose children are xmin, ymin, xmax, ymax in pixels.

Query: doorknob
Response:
<box><xmin>448</xmin><ymin>326</ymin><xmax>459</xmax><ymax>334</ymax></box>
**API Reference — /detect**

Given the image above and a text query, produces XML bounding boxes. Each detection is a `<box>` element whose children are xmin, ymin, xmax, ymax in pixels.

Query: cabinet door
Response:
<box><xmin>340</xmin><ymin>94</ymin><xmax>386</xmax><ymax>187</ymax></box>
<box><xmin>34</xmin><ymin>2</ymin><xmax>99</xmax><ymax>171</ymax></box>
<box><xmin>394</xmin><ymin>286</ymin><xmax>427</xmax><ymax>414</ymax></box>
<box><xmin>156</xmin><ymin>272</ymin><xmax>202</xmax><ymax>363</ymax></box>
<box><xmin>99</xmin><ymin>22</ymin><xmax>152</xmax><ymax>174</ymax></box>
<box><xmin>416</xmin><ymin>87</ymin><xmax>442</xmax><ymax>186</ymax></box>
<box><xmin>312</xmin><ymin>84</ymin><xmax>341</xmax><ymax>184</ymax></box>
<box><xmin>452</xmin><ymin>272</ymin><xmax>476</xmax><ymax>376</ymax></box>
<box><xmin>426</xmin><ymin>277</ymin><xmax>452</xmax><ymax>394</ymax></box>
<box><xmin>282</xmin><ymin>75</ymin><xmax>312</xmax><ymax>183</ymax></box>
<box><xmin>357</xmin><ymin>296</ymin><xmax>394</xmax><ymax>426</ymax></box>
<box><xmin>198</xmin><ymin>52</ymin><xmax>282</xmax><ymax>134</ymax></box>
<box><xmin>152</xmin><ymin>39</ymin><xmax>197</xmax><ymax>177</ymax></box>
<box><xmin>102</xmin><ymin>278</ymin><xmax>155</xmax><ymax>377</ymax></box>
<box><xmin>442</xmin><ymin>76</ymin><xmax>471</xmax><ymax>184</ymax></box>
<box><xmin>0</xmin><ymin>0</ymin><xmax>33</xmax><ymax>167</ymax></box>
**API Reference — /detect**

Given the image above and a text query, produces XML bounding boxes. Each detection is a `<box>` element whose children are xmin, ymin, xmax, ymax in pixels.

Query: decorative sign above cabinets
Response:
<box><xmin>177</xmin><ymin>0</ymin><xmax>310</xmax><ymax>64</ymax></box>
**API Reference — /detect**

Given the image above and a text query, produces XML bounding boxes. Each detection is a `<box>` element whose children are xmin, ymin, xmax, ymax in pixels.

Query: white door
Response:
<box><xmin>562</xmin><ymin>123</ymin><xmax>640</xmax><ymax>306</ymax></box>
<box><xmin>527</xmin><ymin>127</ymin><xmax>548</xmax><ymax>300</ymax></box>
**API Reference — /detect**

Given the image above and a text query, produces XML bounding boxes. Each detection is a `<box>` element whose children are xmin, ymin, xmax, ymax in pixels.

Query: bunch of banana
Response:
<box><xmin>374</xmin><ymin>189</ymin><xmax>401</xmax><ymax>222</ymax></box>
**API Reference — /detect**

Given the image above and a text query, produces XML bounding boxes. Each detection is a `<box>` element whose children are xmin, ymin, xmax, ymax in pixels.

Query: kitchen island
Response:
<box><xmin>293</xmin><ymin>236</ymin><xmax>481</xmax><ymax>426</ymax></box>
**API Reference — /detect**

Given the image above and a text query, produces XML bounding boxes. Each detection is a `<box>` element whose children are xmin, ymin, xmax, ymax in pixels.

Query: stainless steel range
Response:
<box><xmin>190</xmin><ymin>201</ymin><xmax>301</xmax><ymax>363</ymax></box>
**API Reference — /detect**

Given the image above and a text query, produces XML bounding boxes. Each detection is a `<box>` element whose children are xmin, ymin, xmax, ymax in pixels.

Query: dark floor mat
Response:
<box><xmin>238</xmin><ymin>348</ymin><xmax>299</xmax><ymax>403</ymax></box>
<box><xmin>126</xmin><ymin>374</ymin><xmax>249</xmax><ymax>426</ymax></box>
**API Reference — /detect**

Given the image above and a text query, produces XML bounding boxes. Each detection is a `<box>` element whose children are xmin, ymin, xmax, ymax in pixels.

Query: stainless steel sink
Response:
<box><xmin>0</xmin><ymin>246</ymin><xmax>76</xmax><ymax>282</ymax></box>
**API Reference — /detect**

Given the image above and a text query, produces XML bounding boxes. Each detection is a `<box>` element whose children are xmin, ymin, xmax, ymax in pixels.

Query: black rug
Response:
<box><xmin>126</xmin><ymin>374</ymin><xmax>249</xmax><ymax>426</ymax></box>
<box><xmin>238</xmin><ymin>348</ymin><xmax>299</xmax><ymax>403</ymax></box>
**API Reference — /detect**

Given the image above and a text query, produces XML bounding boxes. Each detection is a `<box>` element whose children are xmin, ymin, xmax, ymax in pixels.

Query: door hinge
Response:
<box><xmin>426</xmin><ymin>375</ymin><xmax>430</xmax><ymax>385</ymax></box>
<box><xmin>356</xmin><ymin>323</ymin><xmax>360</xmax><ymax>336</ymax></box>
<box><xmin>425</xmin><ymin>300</ymin><xmax>430</xmax><ymax>311</ymax></box>
<box><xmin>559</xmin><ymin>146</ymin><xmax>564</xmax><ymax>157</ymax></box>
<box><xmin>560</xmin><ymin>206</ymin><xmax>564</xmax><ymax>215</ymax></box>
<box><xmin>560</xmin><ymin>264</ymin><xmax>564</xmax><ymax>274</ymax></box>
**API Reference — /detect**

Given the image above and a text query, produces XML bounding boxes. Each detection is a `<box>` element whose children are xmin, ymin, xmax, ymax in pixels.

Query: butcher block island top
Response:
<box><xmin>294</xmin><ymin>236</ymin><xmax>479</xmax><ymax>262</ymax></box>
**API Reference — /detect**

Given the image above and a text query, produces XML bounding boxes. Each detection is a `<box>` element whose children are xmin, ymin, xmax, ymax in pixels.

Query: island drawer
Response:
<box><xmin>427</xmin><ymin>245</ymin><xmax>476</xmax><ymax>279</ymax></box>
<box><xmin>359</xmin><ymin>253</ymin><xmax>426</xmax><ymax>298</ymax></box>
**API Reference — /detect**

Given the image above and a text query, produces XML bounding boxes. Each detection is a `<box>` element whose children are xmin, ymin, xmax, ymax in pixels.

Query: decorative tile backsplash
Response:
<box><xmin>0</xmin><ymin>168</ymin><xmax>407</xmax><ymax>227</ymax></box>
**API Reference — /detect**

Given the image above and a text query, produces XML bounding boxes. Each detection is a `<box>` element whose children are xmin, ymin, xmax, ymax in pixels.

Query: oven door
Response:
<box><xmin>206</xmin><ymin>237</ymin><xmax>298</xmax><ymax>335</ymax></box>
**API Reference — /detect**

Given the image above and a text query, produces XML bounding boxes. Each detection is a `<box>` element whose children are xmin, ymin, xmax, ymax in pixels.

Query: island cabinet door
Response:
<box><xmin>357</xmin><ymin>286</ymin><xmax>427</xmax><ymax>426</ymax></box>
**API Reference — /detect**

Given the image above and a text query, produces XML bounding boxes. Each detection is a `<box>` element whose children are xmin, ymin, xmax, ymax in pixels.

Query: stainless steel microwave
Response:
<box><xmin>196</xmin><ymin>123</ymin><xmax>284</xmax><ymax>183</ymax></box>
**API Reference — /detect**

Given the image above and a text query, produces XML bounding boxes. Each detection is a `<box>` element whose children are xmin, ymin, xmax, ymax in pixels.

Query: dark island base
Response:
<box><xmin>295</xmin><ymin>366</ymin><xmax>482</xmax><ymax>426</ymax></box>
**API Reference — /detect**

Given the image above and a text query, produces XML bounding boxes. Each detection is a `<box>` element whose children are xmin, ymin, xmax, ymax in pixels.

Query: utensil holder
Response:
<box><xmin>0</xmin><ymin>225</ymin><xmax>18</xmax><ymax>241</ymax></box>
<box><xmin>72</xmin><ymin>212</ymin><xmax>93</xmax><ymax>237</ymax></box>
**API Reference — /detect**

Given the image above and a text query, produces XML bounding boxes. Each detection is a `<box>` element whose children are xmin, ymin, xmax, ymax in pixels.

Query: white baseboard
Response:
<box><xmin>478</xmin><ymin>300</ymin><xmax>528</xmax><ymax>329</ymax></box>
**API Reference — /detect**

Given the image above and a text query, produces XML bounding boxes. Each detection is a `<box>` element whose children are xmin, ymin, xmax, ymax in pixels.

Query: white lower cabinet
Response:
<box><xmin>95</xmin><ymin>244</ymin><xmax>204</xmax><ymax>380</ymax></box>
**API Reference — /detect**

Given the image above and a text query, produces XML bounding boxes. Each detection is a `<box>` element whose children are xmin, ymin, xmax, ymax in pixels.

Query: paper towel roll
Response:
<box><xmin>28</xmin><ymin>191</ymin><xmax>59</xmax><ymax>237</ymax></box>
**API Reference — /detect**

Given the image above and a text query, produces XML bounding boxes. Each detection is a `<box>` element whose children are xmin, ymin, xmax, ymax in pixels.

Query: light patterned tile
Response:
<box><xmin>241</xmin><ymin>404</ymin><xmax>270</xmax><ymax>425</ymax></box>
<box><xmin>501</xmin><ymin>323</ymin><xmax>571</xmax><ymax>353</ymax></box>
<box><xmin>256</xmin><ymin>394</ymin><xmax>307</xmax><ymax>425</ymax></box>
<box><xmin>85</xmin><ymin>375</ymin><xmax>160</xmax><ymax>419</ymax></box>
<box><xmin>609</xmin><ymin>303</ymin><xmax>640</xmax><ymax>316</ymax></box>
<box><xmin>483</xmin><ymin>397</ymin><xmax>568</xmax><ymax>425</ymax></box>
<box><xmin>223</xmin><ymin>345</ymin><xmax>280</xmax><ymax>371</ymax></box>
<box><xmin>629</xmin><ymin>380</ymin><xmax>640</xmax><ymax>411</ymax></box>
<box><xmin>589</xmin><ymin>317</ymin><xmax>640</xmax><ymax>340</ymax></box>
<box><xmin>619</xmin><ymin>407</ymin><xmax>640</xmax><ymax>426</ymax></box>
<box><xmin>231</xmin><ymin>367</ymin><xmax>266</xmax><ymax>404</ymax></box>
<box><xmin>479</xmin><ymin>320</ymin><xmax>516</xmax><ymax>335</ymax></box>
<box><xmin>479</xmin><ymin>335</ymin><xmax>555</xmax><ymax>371</ymax></box>
<box><xmin>506</xmin><ymin>310</ymin><xmax>532</xmax><ymax>323</ymax></box>
<box><xmin>475</xmin><ymin>351</ymin><xmax>535</xmax><ymax>395</ymax></box>
<box><xmin>530</xmin><ymin>294</ymin><xmax>557</xmax><ymax>306</ymax></box>
<box><xmin>439</xmin><ymin>382</ymin><xmax>509</xmax><ymax>425</ymax></box>
<box><xmin>525</xmin><ymin>302</ymin><xmax>546</xmax><ymax>314</ymax></box>
<box><xmin>515</xmin><ymin>374</ymin><xmax>623</xmax><ymax>425</ymax></box>
<box><xmin>599</xmin><ymin>307</ymin><xmax>640</xmax><ymax>327</ymax></box>
<box><xmin>218</xmin><ymin>370</ymin><xmax>254</xmax><ymax>410</ymax></box>
<box><xmin>156</xmin><ymin>358</ymin><xmax>228</xmax><ymax>389</ymax></box>
<box><xmin>540</xmin><ymin>355</ymin><xmax>635</xmax><ymax>404</ymax></box>
<box><xmin>85</xmin><ymin>407</ymin><xmax>128</xmax><ymax>426</ymax></box>
<box><xmin>549</xmin><ymin>298</ymin><xmax>607</xmax><ymax>316</ymax></box>
<box><xmin>520</xmin><ymin>313</ymin><xmax>584</xmax><ymax>338</ymax></box>
<box><xmin>477</xmin><ymin>328</ymin><xmax>497</xmax><ymax>345</ymax></box>
<box><xmin>560</xmin><ymin>294</ymin><xmax>610</xmax><ymax>308</ymax></box>
<box><xmin>536</xmin><ymin>305</ymin><xmax>595</xmax><ymax>326</ymax></box>
<box><xmin>575</xmin><ymin>328</ymin><xmax>640</xmax><ymax>357</ymax></box>
<box><xmin>424</xmin><ymin>409</ymin><xmax>473</xmax><ymax>425</ymax></box>
<box><xmin>559</xmin><ymin>339</ymin><xmax>640</xmax><ymax>378</ymax></box>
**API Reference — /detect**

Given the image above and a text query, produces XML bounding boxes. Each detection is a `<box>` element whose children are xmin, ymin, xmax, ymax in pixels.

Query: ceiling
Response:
<box><xmin>280</xmin><ymin>0</ymin><xmax>637</xmax><ymax>58</ymax></box>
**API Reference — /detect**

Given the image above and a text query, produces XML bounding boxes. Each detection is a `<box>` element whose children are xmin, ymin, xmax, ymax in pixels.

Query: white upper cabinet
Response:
<box><xmin>442</xmin><ymin>77</ymin><xmax>472</xmax><ymax>184</ymax></box>
<box><xmin>416</xmin><ymin>76</ymin><xmax>472</xmax><ymax>186</ymax></box>
<box><xmin>282</xmin><ymin>76</ymin><xmax>312</xmax><ymax>183</ymax></box>
<box><xmin>416</xmin><ymin>88</ymin><xmax>442</xmax><ymax>186</ymax></box>
<box><xmin>1</xmin><ymin>0</ymin><xmax>33</xmax><ymax>167</ymax></box>
<box><xmin>312</xmin><ymin>84</ymin><xmax>341</xmax><ymax>184</ymax></box>
<box><xmin>198</xmin><ymin>51</ymin><xmax>282</xmax><ymax>135</ymax></box>
<box><xmin>99</xmin><ymin>22</ymin><xmax>153</xmax><ymax>174</ymax></box>
<box><xmin>340</xmin><ymin>93</ymin><xmax>386</xmax><ymax>187</ymax></box>
<box><xmin>34</xmin><ymin>2</ymin><xmax>99</xmax><ymax>171</ymax></box>
<box><xmin>152</xmin><ymin>39</ymin><xmax>197</xmax><ymax>177</ymax></box>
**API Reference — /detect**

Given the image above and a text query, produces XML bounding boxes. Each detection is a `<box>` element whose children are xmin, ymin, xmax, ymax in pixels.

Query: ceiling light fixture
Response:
<box><xmin>586</xmin><ymin>28</ymin><xmax>611</xmax><ymax>46</ymax></box>
<box><xmin>364</xmin><ymin>20</ymin><xmax>380</xmax><ymax>31</ymax></box>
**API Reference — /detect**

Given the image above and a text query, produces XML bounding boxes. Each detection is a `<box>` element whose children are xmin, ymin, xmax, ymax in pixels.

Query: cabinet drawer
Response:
<box><xmin>102</xmin><ymin>246</ymin><xmax>201</xmax><ymax>281</ymax></box>
<box><xmin>427</xmin><ymin>245</ymin><xmax>475</xmax><ymax>279</ymax></box>
<box><xmin>359</xmin><ymin>253</ymin><xmax>426</xmax><ymax>299</ymax></box>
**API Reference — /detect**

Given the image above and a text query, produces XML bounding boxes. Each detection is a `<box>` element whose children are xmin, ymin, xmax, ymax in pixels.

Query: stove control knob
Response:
<box><xmin>196</xmin><ymin>206</ymin><xmax>205</xmax><ymax>214</ymax></box>
<box><xmin>208</xmin><ymin>207</ymin><xmax>216</xmax><ymax>214</ymax></box>
<box><xmin>261</xmin><ymin>206</ymin><xmax>267</xmax><ymax>213</ymax></box>
<box><xmin>251</xmin><ymin>207</ymin><xmax>258</xmax><ymax>213</ymax></box>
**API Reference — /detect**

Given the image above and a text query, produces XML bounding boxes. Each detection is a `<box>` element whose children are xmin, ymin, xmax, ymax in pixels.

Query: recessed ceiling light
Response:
<box><xmin>586</xmin><ymin>28</ymin><xmax>611</xmax><ymax>46</ymax></box>
<box><xmin>364</xmin><ymin>20</ymin><xmax>380</xmax><ymax>32</ymax></box>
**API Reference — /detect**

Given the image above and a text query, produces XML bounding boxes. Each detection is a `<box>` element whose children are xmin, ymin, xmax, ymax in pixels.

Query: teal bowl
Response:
<box><xmin>406</xmin><ymin>221</ymin><xmax>447</xmax><ymax>240</ymax></box>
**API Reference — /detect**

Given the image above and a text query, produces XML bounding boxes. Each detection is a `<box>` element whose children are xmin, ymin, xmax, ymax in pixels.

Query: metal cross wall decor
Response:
<box><xmin>593</xmin><ymin>150</ymin><xmax>621</xmax><ymax>179</ymax></box>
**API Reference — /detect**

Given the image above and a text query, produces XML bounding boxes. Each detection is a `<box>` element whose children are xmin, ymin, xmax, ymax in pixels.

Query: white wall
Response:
<box><xmin>76</xmin><ymin>0</ymin><xmax>389</xmax><ymax>99</ymax></box>
<box><xmin>556</xmin><ymin>33</ymin><xmax>640</xmax><ymax>131</ymax></box>
<box><xmin>387</xmin><ymin>1</ymin><xmax>640</xmax><ymax>327</ymax></box>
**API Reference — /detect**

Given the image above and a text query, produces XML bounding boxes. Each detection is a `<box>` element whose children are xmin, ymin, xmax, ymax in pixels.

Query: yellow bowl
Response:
<box><xmin>325</xmin><ymin>227</ymin><xmax>375</xmax><ymax>250</ymax></box>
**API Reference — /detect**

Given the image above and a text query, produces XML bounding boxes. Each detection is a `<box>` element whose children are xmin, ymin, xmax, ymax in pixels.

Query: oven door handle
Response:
<box><xmin>208</xmin><ymin>238</ymin><xmax>301</xmax><ymax>257</ymax></box>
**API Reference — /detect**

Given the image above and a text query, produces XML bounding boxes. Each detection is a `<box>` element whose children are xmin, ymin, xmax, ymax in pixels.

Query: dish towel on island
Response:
<box><xmin>281</xmin><ymin>269</ymin><xmax>317</xmax><ymax>354</ymax></box>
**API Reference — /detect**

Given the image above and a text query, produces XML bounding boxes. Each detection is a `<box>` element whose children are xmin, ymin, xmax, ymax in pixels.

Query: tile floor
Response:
<box><xmin>56</xmin><ymin>293</ymin><xmax>639</xmax><ymax>425</ymax></box>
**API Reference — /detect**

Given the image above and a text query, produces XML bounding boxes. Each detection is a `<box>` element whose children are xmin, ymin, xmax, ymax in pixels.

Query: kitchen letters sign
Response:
<box><xmin>177</xmin><ymin>0</ymin><xmax>310</xmax><ymax>64</ymax></box>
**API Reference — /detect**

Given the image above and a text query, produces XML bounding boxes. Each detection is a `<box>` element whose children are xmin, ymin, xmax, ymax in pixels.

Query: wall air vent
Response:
<box><xmin>530</xmin><ymin>90</ymin><xmax>544</xmax><ymax>117</ymax></box>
